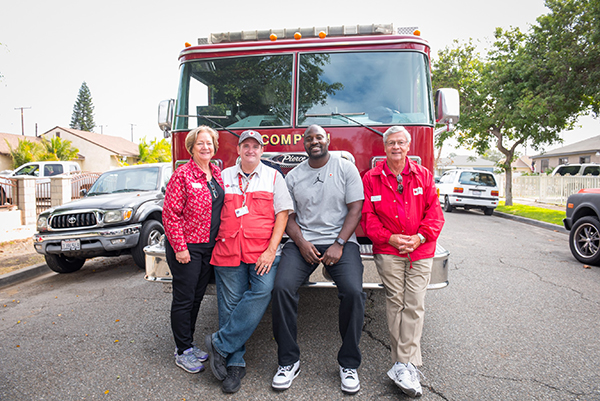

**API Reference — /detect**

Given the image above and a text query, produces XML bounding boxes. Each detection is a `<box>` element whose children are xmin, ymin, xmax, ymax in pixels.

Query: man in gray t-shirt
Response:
<box><xmin>271</xmin><ymin>124</ymin><xmax>366</xmax><ymax>395</ymax></box>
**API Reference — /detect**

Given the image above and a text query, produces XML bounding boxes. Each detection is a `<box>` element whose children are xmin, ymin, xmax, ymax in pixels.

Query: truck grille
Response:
<box><xmin>50</xmin><ymin>212</ymin><xmax>97</xmax><ymax>229</ymax></box>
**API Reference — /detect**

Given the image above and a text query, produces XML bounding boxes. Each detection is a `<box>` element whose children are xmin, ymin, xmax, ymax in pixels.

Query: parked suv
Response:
<box><xmin>33</xmin><ymin>163</ymin><xmax>172</xmax><ymax>273</ymax></box>
<box><xmin>564</xmin><ymin>188</ymin><xmax>600</xmax><ymax>265</ymax></box>
<box><xmin>437</xmin><ymin>169</ymin><xmax>499</xmax><ymax>215</ymax></box>
<box><xmin>551</xmin><ymin>164</ymin><xmax>600</xmax><ymax>176</ymax></box>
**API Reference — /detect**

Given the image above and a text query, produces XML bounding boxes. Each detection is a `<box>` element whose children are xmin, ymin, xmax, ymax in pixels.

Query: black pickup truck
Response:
<box><xmin>33</xmin><ymin>163</ymin><xmax>173</xmax><ymax>273</ymax></box>
<box><xmin>564</xmin><ymin>188</ymin><xmax>600</xmax><ymax>265</ymax></box>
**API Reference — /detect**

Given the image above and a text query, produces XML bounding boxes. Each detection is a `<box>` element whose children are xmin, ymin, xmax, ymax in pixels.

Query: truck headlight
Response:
<box><xmin>37</xmin><ymin>215</ymin><xmax>48</xmax><ymax>231</ymax></box>
<box><xmin>104</xmin><ymin>208</ymin><xmax>133</xmax><ymax>223</ymax></box>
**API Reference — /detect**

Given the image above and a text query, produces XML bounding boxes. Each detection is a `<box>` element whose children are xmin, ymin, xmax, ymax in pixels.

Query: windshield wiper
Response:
<box><xmin>304</xmin><ymin>112</ymin><xmax>383</xmax><ymax>137</ymax></box>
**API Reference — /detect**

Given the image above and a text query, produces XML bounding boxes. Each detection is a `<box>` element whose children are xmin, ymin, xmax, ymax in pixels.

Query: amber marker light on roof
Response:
<box><xmin>413</xmin><ymin>29</ymin><xmax>421</xmax><ymax>36</ymax></box>
<box><xmin>184</xmin><ymin>42</ymin><xmax>192</xmax><ymax>47</ymax></box>
<box><xmin>294</xmin><ymin>32</ymin><xmax>302</xmax><ymax>40</ymax></box>
<box><xmin>319</xmin><ymin>31</ymin><xmax>327</xmax><ymax>39</ymax></box>
<box><xmin>270</xmin><ymin>33</ymin><xmax>277</xmax><ymax>41</ymax></box>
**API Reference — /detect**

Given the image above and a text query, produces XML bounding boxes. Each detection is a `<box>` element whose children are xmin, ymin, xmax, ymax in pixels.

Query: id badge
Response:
<box><xmin>235</xmin><ymin>206</ymin><xmax>249</xmax><ymax>218</ymax></box>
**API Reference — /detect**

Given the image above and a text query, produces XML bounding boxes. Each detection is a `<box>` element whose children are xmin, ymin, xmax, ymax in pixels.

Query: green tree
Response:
<box><xmin>526</xmin><ymin>0</ymin><xmax>600</xmax><ymax>118</ymax></box>
<box><xmin>137</xmin><ymin>137</ymin><xmax>171</xmax><ymax>164</ymax></box>
<box><xmin>70</xmin><ymin>82</ymin><xmax>95</xmax><ymax>132</ymax></box>
<box><xmin>5</xmin><ymin>139</ymin><xmax>43</xmax><ymax>169</ymax></box>
<box><xmin>40</xmin><ymin>137</ymin><xmax>79</xmax><ymax>161</ymax></box>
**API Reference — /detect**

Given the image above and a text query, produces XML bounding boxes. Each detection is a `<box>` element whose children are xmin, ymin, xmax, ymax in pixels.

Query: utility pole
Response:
<box><xmin>130</xmin><ymin>124</ymin><xmax>137</xmax><ymax>142</ymax></box>
<box><xmin>14</xmin><ymin>106</ymin><xmax>31</xmax><ymax>135</ymax></box>
<box><xmin>99</xmin><ymin>125</ymin><xmax>108</xmax><ymax>134</ymax></box>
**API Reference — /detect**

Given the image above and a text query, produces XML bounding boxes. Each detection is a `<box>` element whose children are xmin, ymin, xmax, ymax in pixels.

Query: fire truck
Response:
<box><xmin>145</xmin><ymin>24</ymin><xmax>459</xmax><ymax>289</ymax></box>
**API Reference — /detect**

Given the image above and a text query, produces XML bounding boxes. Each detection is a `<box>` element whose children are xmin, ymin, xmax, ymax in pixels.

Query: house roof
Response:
<box><xmin>41</xmin><ymin>127</ymin><xmax>139</xmax><ymax>157</ymax></box>
<box><xmin>512</xmin><ymin>155</ymin><xmax>532</xmax><ymax>169</ymax></box>
<box><xmin>0</xmin><ymin>132</ymin><xmax>42</xmax><ymax>155</ymax></box>
<box><xmin>531</xmin><ymin>135</ymin><xmax>600</xmax><ymax>159</ymax></box>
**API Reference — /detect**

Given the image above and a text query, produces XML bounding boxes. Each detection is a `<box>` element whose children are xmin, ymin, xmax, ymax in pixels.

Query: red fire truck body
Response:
<box><xmin>150</xmin><ymin>24</ymin><xmax>459</xmax><ymax>288</ymax></box>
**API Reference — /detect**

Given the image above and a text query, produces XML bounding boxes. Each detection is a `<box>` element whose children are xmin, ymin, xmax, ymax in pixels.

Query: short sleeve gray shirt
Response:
<box><xmin>286</xmin><ymin>154</ymin><xmax>364</xmax><ymax>245</ymax></box>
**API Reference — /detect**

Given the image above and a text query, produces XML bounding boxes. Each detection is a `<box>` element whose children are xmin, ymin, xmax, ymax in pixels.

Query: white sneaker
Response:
<box><xmin>272</xmin><ymin>360</ymin><xmax>300</xmax><ymax>390</ymax></box>
<box><xmin>387</xmin><ymin>362</ymin><xmax>423</xmax><ymax>397</ymax></box>
<box><xmin>339</xmin><ymin>366</ymin><xmax>360</xmax><ymax>394</ymax></box>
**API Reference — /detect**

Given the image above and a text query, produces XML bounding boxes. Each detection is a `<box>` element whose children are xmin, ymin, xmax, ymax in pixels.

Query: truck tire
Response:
<box><xmin>569</xmin><ymin>216</ymin><xmax>600</xmax><ymax>265</ymax></box>
<box><xmin>45</xmin><ymin>254</ymin><xmax>86</xmax><ymax>273</ymax></box>
<box><xmin>132</xmin><ymin>220</ymin><xmax>164</xmax><ymax>269</ymax></box>
<box><xmin>444</xmin><ymin>196</ymin><xmax>453</xmax><ymax>212</ymax></box>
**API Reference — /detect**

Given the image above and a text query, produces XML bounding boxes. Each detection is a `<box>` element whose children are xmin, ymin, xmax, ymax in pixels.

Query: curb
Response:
<box><xmin>493</xmin><ymin>211</ymin><xmax>568</xmax><ymax>235</ymax></box>
<box><xmin>0</xmin><ymin>263</ymin><xmax>52</xmax><ymax>289</ymax></box>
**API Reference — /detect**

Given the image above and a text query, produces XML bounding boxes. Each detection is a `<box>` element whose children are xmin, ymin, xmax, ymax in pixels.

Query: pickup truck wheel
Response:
<box><xmin>45</xmin><ymin>254</ymin><xmax>86</xmax><ymax>273</ymax></box>
<box><xmin>570</xmin><ymin>216</ymin><xmax>600</xmax><ymax>265</ymax></box>
<box><xmin>132</xmin><ymin>220</ymin><xmax>164</xmax><ymax>269</ymax></box>
<box><xmin>444</xmin><ymin>196</ymin><xmax>453</xmax><ymax>212</ymax></box>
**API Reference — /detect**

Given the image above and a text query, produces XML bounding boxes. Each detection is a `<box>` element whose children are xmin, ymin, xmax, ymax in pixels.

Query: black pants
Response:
<box><xmin>166</xmin><ymin>240</ymin><xmax>214</xmax><ymax>354</ymax></box>
<box><xmin>272</xmin><ymin>242</ymin><xmax>366</xmax><ymax>369</ymax></box>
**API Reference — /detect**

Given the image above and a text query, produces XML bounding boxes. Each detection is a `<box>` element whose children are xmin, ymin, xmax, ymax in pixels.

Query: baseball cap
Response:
<box><xmin>238</xmin><ymin>130</ymin><xmax>265</xmax><ymax>145</ymax></box>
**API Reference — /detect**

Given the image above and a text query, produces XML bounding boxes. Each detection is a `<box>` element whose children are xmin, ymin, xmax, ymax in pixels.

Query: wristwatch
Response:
<box><xmin>335</xmin><ymin>237</ymin><xmax>346</xmax><ymax>246</ymax></box>
<box><xmin>417</xmin><ymin>233</ymin><xmax>426</xmax><ymax>244</ymax></box>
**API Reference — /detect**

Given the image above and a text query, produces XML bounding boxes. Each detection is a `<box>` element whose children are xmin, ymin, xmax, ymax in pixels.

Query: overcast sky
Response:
<box><xmin>1</xmin><ymin>0</ymin><xmax>597</xmax><ymax>156</ymax></box>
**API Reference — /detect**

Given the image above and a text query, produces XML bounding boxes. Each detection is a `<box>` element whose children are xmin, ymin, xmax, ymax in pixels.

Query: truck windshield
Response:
<box><xmin>298</xmin><ymin>51</ymin><xmax>433</xmax><ymax>126</ymax></box>
<box><xmin>88</xmin><ymin>167</ymin><xmax>160</xmax><ymax>195</ymax></box>
<box><xmin>174</xmin><ymin>51</ymin><xmax>433</xmax><ymax>130</ymax></box>
<box><xmin>175</xmin><ymin>54</ymin><xmax>294</xmax><ymax>130</ymax></box>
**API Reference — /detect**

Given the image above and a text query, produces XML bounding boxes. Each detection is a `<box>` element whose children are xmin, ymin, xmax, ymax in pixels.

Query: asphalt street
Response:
<box><xmin>1</xmin><ymin>210</ymin><xmax>599</xmax><ymax>400</ymax></box>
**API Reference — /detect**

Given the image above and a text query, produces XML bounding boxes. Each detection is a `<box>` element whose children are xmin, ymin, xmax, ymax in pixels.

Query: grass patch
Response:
<box><xmin>496</xmin><ymin>202</ymin><xmax>566</xmax><ymax>226</ymax></box>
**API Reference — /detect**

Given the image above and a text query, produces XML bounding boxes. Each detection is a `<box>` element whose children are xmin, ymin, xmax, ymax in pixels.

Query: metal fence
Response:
<box><xmin>71</xmin><ymin>172</ymin><xmax>102</xmax><ymax>200</ymax></box>
<box><xmin>0</xmin><ymin>177</ymin><xmax>17</xmax><ymax>209</ymax></box>
<box><xmin>35</xmin><ymin>181</ymin><xmax>51</xmax><ymax>215</ymax></box>
<box><xmin>497</xmin><ymin>175</ymin><xmax>600</xmax><ymax>205</ymax></box>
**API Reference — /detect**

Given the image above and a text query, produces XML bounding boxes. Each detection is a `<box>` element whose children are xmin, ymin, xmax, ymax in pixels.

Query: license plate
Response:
<box><xmin>61</xmin><ymin>239</ymin><xmax>81</xmax><ymax>251</ymax></box>
<box><xmin>471</xmin><ymin>190</ymin><xmax>482</xmax><ymax>197</ymax></box>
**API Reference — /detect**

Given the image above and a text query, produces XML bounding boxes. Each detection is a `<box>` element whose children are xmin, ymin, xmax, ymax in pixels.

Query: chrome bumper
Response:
<box><xmin>144</xmin><ymin>240</ymin><xmax>449</xmax><ymax>290</ymax></box>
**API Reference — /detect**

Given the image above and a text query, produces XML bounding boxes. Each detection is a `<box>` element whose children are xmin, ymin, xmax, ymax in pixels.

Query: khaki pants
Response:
<box><xmin>374</xmin><ymin>254</ymin><xmax>432</xmax><ymax>366</ymax></box>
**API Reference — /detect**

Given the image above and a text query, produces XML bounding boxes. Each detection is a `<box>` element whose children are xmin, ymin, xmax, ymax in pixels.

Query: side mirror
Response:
<box><xmin>80</xmin><ymin>188</ymin><xmax>87</xmax><ymax>197</ymax></box>
<box><xmin>435</xmin><ymin>88</ymin><xmax>460</xmax><ymax>126</ymax></box>
<box><xmin>158</xmin><ymin>99</ymin><xmax>175</xmax><ymax>138</ymax></box>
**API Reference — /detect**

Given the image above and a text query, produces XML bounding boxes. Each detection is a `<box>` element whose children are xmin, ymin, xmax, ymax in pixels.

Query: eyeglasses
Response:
<box><xmin>207</xmin><ymin>180</ymin><xmax>219</xmax><ymax>199</ymax></box>
<box><xmin>396</xmin><ymin>174</ymin><xmax>404</xmax><ymax>194</ymax></box>
<box><xmin>385</xmin><ymin>140</ymin><xmax>408</xmax><ymax>147</ymax></box>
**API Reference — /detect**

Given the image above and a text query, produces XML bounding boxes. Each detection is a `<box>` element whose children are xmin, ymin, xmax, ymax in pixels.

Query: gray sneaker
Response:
<box><xmin>174</xmin><ymin>342</ymin><xmax>208</xmax><ymax>362</ymax></box>
<box><xmin>175</xmin><ymin>347</ymin><xmax>205</xmax><ymax>373</ymax></box>
<box><xmin>340</xmin><ymin>366</ymin><xmax>360</xmax><ymax>394</ymax></box>
<box><xmin>205</xmin><ymin>334</ymin><xmax>228</xmax><ymax>381</ymax></box>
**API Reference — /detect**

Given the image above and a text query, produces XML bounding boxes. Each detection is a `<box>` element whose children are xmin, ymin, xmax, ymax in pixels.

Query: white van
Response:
<box><xmin>551</xmin><ymin>164</ymin><xmax>600</xmax><ymax>176</ymax></box>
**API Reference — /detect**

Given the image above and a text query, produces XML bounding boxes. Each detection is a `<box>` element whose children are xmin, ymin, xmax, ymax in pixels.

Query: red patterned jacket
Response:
<box><xmin>163</xmin><ymin>160</ymin><xmax>223</xmax><ymax>253</ymax></box>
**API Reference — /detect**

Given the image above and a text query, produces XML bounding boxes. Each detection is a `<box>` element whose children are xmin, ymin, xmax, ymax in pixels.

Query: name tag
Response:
<box><xmin>192</xmin><ymin>183</ymin><xmax>203</xmax><ymax>189</ymax></box>
<box><xmin>413</xmin><ymin>187</ymin><xmax>423</xmax><ymax>195</ymax></box>
<box><xmin>371</xmin><ymin>195</ymin><xmax>382</xmax><ymax>202</ymax></box>
<box><xmin>235</xmin><ymin>206</ymin><xmax>249</xmax><ymax>217</ymax></box>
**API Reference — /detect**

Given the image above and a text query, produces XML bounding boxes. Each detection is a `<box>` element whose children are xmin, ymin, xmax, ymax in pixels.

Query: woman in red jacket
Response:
<box><xmin>163</xmin><ymin>126</ymin><xmax>224</xmax><ymax>374</ymax></box>
<box><xmin>361</xmin><ymin>126</ymin><xmax>444</xmax><ymax>398</ymax></box>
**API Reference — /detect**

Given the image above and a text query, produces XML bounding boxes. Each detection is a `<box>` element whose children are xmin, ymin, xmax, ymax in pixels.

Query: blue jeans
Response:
<box><xmin>212</xmin><ymin>256</ymin><xmax>280</xmax><ymax>367</ymax></box>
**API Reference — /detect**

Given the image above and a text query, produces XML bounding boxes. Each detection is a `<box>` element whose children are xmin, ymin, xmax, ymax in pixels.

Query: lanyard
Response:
<box><xmin>237</xmin><ymin>172</ymin><xmax>256</xmax><ymax>207</ymax></box>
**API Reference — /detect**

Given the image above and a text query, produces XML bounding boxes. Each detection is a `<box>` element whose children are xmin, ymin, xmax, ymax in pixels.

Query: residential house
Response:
<box><xmin>0</xmin><ymin>132</ymin><xmax>42</xmax><ymax>172</ymax></box>
<box><xmin>40</xmin><ymin>127</ymin><xmax>139</xmax><ymax>172</ymax></box>
<box><xmin>530</xmin><ymin>135</ymin><xmax>600</xmax><ymax>173</ymax></box>
<box><xmin>511</xmin><ymin>155</ymin><xmax>533</xmax><ymax>176</ymax></box>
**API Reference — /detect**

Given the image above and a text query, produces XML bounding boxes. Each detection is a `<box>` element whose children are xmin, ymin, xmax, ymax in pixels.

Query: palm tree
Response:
<box><xmin>6</xmin><ymin>139</ymin><xmax>43</xmax><ymax>169</ymax></box>
<box><xmin>40</xmin><ymin>137</ymin><xmax>79</xmax><ymax>161</ymax></box>
<box><xmin>137</xmin><ymin>137</ymin><xmax>171</xmax><ymax>164</ymax></box>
